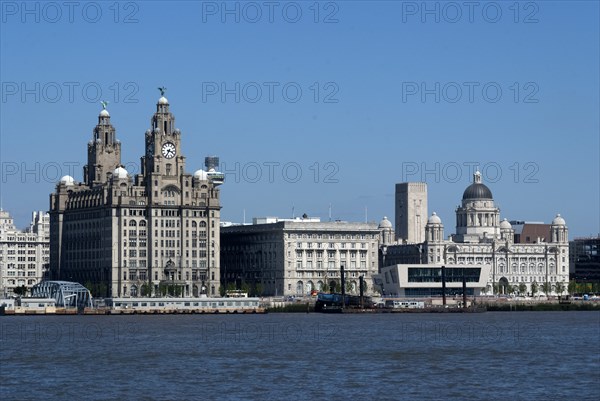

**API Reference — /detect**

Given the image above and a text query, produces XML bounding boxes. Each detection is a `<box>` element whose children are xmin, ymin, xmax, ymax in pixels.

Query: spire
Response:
<box><xmin>473</xmin><ymin>170</ymin><xmax>482</xmax><ymax>184</ymax></box>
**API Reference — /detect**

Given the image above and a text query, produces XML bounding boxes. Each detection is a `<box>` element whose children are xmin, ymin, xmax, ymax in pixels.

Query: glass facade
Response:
<box><xmin>405</xmin><ymin>288</ymin><xmax>475</xmax><ymax>297</ymax></box>
<box><xmin>407</xmin><ymin>267</ymin><xmax>481</xmax><ymax>283</ymax></box>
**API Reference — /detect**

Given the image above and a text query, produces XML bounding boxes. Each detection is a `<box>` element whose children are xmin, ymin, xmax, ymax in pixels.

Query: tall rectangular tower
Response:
<box><xmin>395</xmin><ymin>183</ymin><xmax>427</xmax><ymax>244</ymax></box>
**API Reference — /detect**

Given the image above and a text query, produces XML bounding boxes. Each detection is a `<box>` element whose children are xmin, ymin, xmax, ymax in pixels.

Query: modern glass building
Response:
<box><xmin>375</xmin><ymin>264</ymin><xmax>490</xmax><ymax>298</ymax></box>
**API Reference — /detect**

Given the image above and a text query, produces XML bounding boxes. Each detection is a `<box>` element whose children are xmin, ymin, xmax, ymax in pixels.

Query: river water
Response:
<box><xmin>1</xmin><ymin>312</ymin><xmax>598</xmax><ymax>400</ymax></box>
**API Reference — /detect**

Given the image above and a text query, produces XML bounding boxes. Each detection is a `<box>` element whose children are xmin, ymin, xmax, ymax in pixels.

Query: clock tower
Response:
<box><xmin>141</xmin><ymin>88</ymin><xmax>187</xmax><ymax>196</ymax></box>
<box><xmin>51</xmin><ymin>89</ymin><xmax>223</xmax><ymax>299</ymax></box>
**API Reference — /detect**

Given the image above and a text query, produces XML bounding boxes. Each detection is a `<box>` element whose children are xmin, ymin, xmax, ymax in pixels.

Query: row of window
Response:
<box><xmin>2</xmin><ymin>237</ymin><xmax>45</xmax><ymax>242</ymax></box>
<box><xmin>4</xmin><ymin>279</ymin><xmax>36</xmax><ymax>285</ymax></box>
<box><xmin>296</xmin><ymin>261</ymin><xmax>367</xmax><ymax>269</ymax></box>
<box><xmin>123</xmin><ymin>229</ymin><xmax>210</xmax><ymax>239</ymax></box>
<box><xmin>294</xmin><ymin>271</ymin><xmax>364</xmax><ymax>279</ymax></box>
<box><xmin>504</xmin><ymin>276</ymin><xmax>565</xmax><ymax>283</ymax></box>
<box><xmin>297</xmin><ymin>242</ymin><xmax>369</xmax><ymax>249</ymax></box>
<box><xmin>296</xmin><ymin>251</ymin><xmax>368</xmax><ymax>259</ymax></box>
<box><xmin>10</xmin><ymin>257</ymin><xmax>38</xmax><ymax>262</ymax></box>
<box><xmin>142</xmin><ymin>210</ymin><xmax>213</xmax><ymax>218</ymax></box>
<box><xmin>1</xmin><ymin>243</ymin><xmax>41</xmax><ymax>249</ymax></box>
<box><xmin>120</xmin><ymin>206</ymin><xmax>215</xmax><ymax>217</ymax></box>
<box><xmin>4</xmin><ymin>271</ymin><xmax>38</xmax><ymax>276</ymax></box>
<box><xmin>122</xmin><ymin>270</ymin><xmax>216</xmax><ymax>282</ymax></box>
<box><xmin>498</xmin><ymin>265</ymin><xmax>567</xmax><ymax>274</ymax></box>
<box><xmin>290</xmin><ymin>233</ymin><xmax>376</xmax><ymax>240</ymax></box>
<box><xmin>3</xmin><ymin>263</ymin><xmax>40</xmax><ymax>269</ymax></box>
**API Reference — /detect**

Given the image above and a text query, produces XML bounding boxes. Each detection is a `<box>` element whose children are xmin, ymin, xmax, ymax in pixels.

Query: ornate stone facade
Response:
<box><xmin>385</xmin><ymin>172</ymin><xmax>569</xmax><ymax>296</ymax></box>
<box><xmin>49</xmin><ymin>93</ymin><xmax>222</xmax><ymax>297</ymax></box>
<box><xmin>221</xmin><ymin>219</ymin><xmax>381</xmax><ymax>296</ymax></box>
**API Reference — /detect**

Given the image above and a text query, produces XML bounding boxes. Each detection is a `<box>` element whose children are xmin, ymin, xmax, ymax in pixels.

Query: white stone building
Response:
<box><xmin>0</xmin><ymin>210</ymin><xmax>50</xmax><ymax>297</ymax></box>
<box><xmin>385</xmin><ymin>172</ymin><xmax>570</xmax><ymax>296</ymax></box>
<box><xmin>221</xmin><ymin>217</ymin><xmax>381</xmax><ymax>296</ymax></box>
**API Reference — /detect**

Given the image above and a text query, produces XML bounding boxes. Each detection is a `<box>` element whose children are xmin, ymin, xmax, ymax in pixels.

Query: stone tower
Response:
<box><xmin>395</xmin><ymin>182</ymin><xmax>427</xmax><ymax>244</ymax></box>
<box><xmin>83</xmin><ymin>104</ymin><xmax>122</xmax><ymax>187</ymax></box>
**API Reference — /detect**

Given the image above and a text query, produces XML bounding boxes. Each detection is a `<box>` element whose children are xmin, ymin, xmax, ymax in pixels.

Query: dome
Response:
<box><xmin>158</xmin><ymin>96</ymin><xmax>169</xmax><ymax>105</ymax></box>
<box><xmin>113</xmin><ymin>166</ymin><xmax>129</xmax><ymax>179</ymax></box>
<box><xmin>174</xmin><ymin>128</ymin><xmax>181</xmax><ymax>135</ymax></box>
<box><xmin>462</xmin><ymin>183</ymin><xmax>493</xmax><ymax>200</ymax></box>
<box><xmin>500</xmin><ymin>218</ymin><xmax>512</xmax><ymax>229</ymax></box>
<box><xmin>552</xmin><ymin>214</ymin><xmax>566</xmax><ymax>226</ymax></box>
<box><xmin>59</xmin><ymin>175</ymin><xmax>74</xmax><ymax>186</ymax></box>
<box><xmin>462</xmin><ymin>171</ymin><xmax>493</xmax><ymax>200</ymax></box>
<box><xmin>427</xmin><ymin>212</ymin><xmax>442</xmax><ymax>224</ymax></box>
<box><xmin>99</xmin><ymin>109</ymin><xmax>109</xmax><ymax>117</ymax></box>
<box><xmin>378</xmin><ymin>216</ymin><xmax>392</xmax><ymax>229</ymax></box>
<box><xmin>193</xmin><ymin>169</ymin><xmax>208</xmax><ymax>180</ymax></box>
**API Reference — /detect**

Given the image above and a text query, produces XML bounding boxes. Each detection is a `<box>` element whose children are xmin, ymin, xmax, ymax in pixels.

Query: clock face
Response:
<box><xmin>162</xmin><ymin>142</ymin><xmax>176</xmax><ymax>159</ymax></box>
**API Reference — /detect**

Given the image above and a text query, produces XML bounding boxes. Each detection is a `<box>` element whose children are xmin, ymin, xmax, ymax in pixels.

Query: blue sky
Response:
<box><xmin>1</xmin><ymin>0</ymin><xmax>598</xmax><ymax>237</ymax></box>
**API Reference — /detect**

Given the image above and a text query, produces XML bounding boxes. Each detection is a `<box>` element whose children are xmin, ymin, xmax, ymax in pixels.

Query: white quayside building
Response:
<box><xmin>221</xmin><ymin>217</ymin><xmax>381</xmax><ymax>296</ymax></box>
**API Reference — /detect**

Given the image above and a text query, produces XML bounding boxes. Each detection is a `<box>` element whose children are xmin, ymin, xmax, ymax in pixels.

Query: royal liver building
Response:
<box><xmin>50</xmin><ymin>91</ymin><xmax>223</xmax><ymax>297</ymax></box>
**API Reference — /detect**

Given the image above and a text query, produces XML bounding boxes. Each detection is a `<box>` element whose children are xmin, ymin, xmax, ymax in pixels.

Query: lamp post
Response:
<box><xmin>340</xmin><ymin>264</ymin><xmax>345</xmax><ymax>309</ymax></box>
<box><xmin>359</xmin><ymin>275</ymin><xmax>365</xmax><ymax>309</ymax></box>
<box><xmin>414</xmin><ymin>244</ymin><xmax>422</xmax><ymax>264</ymax></box>
<box><xmin>441</xmin><ymin>265</ymin><xmax>446</xmax><ymax>306</ymax></box>
<box><xmin>462</xmin><ymin>267</ymin><xmax>467</xmax><ymax>309</ymax></box>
